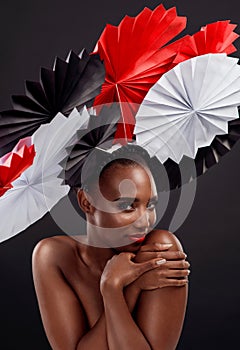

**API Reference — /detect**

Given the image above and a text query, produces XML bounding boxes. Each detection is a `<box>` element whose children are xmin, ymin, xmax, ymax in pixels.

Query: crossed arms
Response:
<box><xmin>32</xmin><ymin>230</ymin><xmax>189</xmax><ymax>350</ymax></box>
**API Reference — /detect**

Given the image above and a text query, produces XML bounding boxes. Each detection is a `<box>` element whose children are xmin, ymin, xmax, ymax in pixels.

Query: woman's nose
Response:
<box><xmin>133</xmin><ymin>209</ymin><xmax>150</xmax><ymax>231</ymax></box>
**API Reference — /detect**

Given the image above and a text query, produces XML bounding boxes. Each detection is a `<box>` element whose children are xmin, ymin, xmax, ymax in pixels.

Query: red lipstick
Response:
<box><xmin>128</xmin><ymin>235</ymin><xmax>146</xmax><ymax>243</ymax></box>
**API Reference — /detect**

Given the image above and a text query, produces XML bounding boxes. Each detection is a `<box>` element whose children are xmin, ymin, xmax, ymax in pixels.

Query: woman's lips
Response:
<box><xmin>128</xmin><ymin>235</ymin><xmax>146</xmax><ymax>243</ymax></box>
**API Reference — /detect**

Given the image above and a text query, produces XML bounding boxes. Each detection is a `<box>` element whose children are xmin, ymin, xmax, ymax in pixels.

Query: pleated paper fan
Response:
<box><xmin>0</xmin><ymin>138</ymin><xmax>35</xmax><ymax>197</ymax></box>
<box><xmin>161</xmin><ymin>116</ymin><xmax>240</xmax><ymax>189</ymax></box>
<box><xmin>134</xmin><ymin>53</ymin><xmax>240</xmax><ymax>165</ymax></box>
<box><xmin>194</xmin><ymin>116</ymin><xmax>240</xmax><ymax>176</ymax></box>
<box><xmin>0</xmin><ymin>49</ymin><xmax>105</xmax><ymax>156</ymax></box>
<box><xmin>173</xmin><ymin>20</ymin><xmax>239</xmax><ymax>66</ymax></box>
<box><xmin>0</xmin><ymin>108</ymin><xmax>90</xmax><ymax>242</ymax></box>
<box><xmin>62</xmin><ymin>104</ymin><xmax>121</xmax><ymax>188</ymax></box>
<box><xmin>93</xmin><ymin>3</ymin><xmax>186</xmax><ymax>141</ymax></box>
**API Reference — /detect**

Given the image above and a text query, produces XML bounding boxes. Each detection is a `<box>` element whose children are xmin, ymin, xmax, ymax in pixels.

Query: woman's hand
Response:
<box><xmin>134</xmin><ymin>242</ymin><xmax>187</xmax><ymax>263</ymax></box>
<box><xmin>100</xmin><ymin>252</ymin><xmax>166</xmax><ymax>293</ymax></box>
<box><xmin>133</xmin><ymin>242</ymin><xmax>190</xmax><ymax>291</ymax></box>
<box><xmin>134</xmin><ymin>259</ymin><xmax>189</xmax><ymax>291</ymax></box>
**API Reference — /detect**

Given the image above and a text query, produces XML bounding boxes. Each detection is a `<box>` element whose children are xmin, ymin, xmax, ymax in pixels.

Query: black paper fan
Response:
<box><xmin>195</xmin><ymin>117</ymin><xmax>240</xmax><ymax>176</ymax></box>
<box><xmin>163</xmin><ymin>116</ymin><xmax>240</xmax><ymax>190</ymax></box>
<box><xmin>62</xmin><ymin>104</ymin><xmax>121</xmax><ymax>188</ymax></box>
<box><xmin>0</xmin><ymin>49</ymin><xmax>105</xmax><ymax>156</ymax></box>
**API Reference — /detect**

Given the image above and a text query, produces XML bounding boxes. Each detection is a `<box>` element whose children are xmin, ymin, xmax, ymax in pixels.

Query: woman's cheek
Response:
<box><xmin>150</xmin><ymin>210</ymin><xmax>157</xmax><ymax>226</ymax></box>
<box><xmin>118</xmin><ymin>211</ymin><xmax>138</xmax><ymax>226</ymax></box>
<box><xmin>118</xmin><ymin>209</ymin><xmax>157</xmax><ymax>227</ymax></box>
<box><xmin>94</xmin><ymin>211</ymin><xmax>136</xmax><ymax>228</ymax></box>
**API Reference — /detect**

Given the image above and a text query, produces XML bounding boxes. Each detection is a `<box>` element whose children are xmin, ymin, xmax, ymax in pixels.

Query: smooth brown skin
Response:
<box><xmin>32</xmin><ymin>164</ymin><xmax>189</xmax><ymax>350</ymax></box>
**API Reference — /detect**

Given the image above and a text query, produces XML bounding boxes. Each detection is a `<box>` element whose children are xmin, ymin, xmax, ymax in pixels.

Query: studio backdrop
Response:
<box><xmin>0</xmin><ymin>1</ymin><xmax>240</xmax><ymax>349</ymax></box>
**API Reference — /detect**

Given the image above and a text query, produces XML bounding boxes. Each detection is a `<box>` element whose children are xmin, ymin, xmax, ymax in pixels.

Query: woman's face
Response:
<box><xmin>86</xmin><ymin>163</ymin><xmax>158</xmax><ymax>250</ymax></box>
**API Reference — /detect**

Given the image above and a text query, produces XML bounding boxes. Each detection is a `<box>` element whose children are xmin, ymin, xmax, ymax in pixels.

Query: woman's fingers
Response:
<box><xmin>135</xmin><ymin>264</ymin><xmax>189</xmax><ymax>290</ymax></box>
<box><xmin>136</xmin><ymin>257</ymin><xmax>190</xmax><ymax>284</ymax></box>
<box><xmin>137</xmin><ymin>258</ymin><xmax>167</xmax><ymax>275</ymax></box>
<box><xmin>135</xmin><ymin>250</ymin><xmax>187</xmax><ymax>262</ymax></box>
<box><xmin>161</xmin><ymin>268</ymin><xmax>190</xmax><ymax>278</ymax></box>
<box><xmin>164</xmin><ymin>260</ymin><xmax>190</xmax><ymax>269</ymax></box>
<box><xmin>103</xmin><ymin>251</ymin><xmax>190</xmax><ymax>290</ymax></box>
<box><xmin>163</xmin><ymin>278</ymin><xmax>189</xmax><ymax>287</ymax></box>
<box><xmin>159</xmin><ymin>251</ymin><xmax>187</xmax><ymax>260</ymax></box>
<box><xmin>139</xmin><ymin>243</ymin><xmax>173</xmax><ymax>252</ymax></box>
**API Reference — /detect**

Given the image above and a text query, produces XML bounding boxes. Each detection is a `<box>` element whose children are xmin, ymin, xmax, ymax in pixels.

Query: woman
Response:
<box><xmin>32</xmin><ymin>145</ymin><xmax>190</xmax><ymax>350</ymax></box>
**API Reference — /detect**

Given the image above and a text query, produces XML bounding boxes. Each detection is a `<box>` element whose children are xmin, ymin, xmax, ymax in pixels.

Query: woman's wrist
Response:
<box><xmin>100</xmin><ymin>277</ymin><xmax>124</xmax><ymax>296</ymax></box>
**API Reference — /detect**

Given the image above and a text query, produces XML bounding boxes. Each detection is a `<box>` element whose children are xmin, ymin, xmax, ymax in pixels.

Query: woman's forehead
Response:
<box><xmin>99</xmin><ymin>164</ymin><xmax>157</xmax><ymax>200</ymax></box>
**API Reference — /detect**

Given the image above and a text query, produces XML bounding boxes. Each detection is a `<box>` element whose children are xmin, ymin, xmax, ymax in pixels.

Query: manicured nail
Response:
<box><xmin>156</xmin><ymin>243</ymin><xmax>173</xmax><ymax>247</ymax></box>
<box><xmin>156</xmin><ymin>259</ymin><xmax>166</xmax><ymax>265</ymax></box>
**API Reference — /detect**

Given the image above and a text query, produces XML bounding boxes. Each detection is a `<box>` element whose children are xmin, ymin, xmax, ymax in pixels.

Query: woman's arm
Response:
<box><xmin>100</xmin><ymin>252</ymin><xmax>167</xmax><ymax>350</ymax></box>
<box><xmin>102</xmin><ymin>284</ymin><xmax>151</xmax><ymax>350</ymax></box>
<box><xmin>32</xmin><ymin>234</ymin><xmax>188</xmax><ymax>350</ymax></box>
<box><xmin>134</xmin><ymin>230</ymin><xmax>189</xmax><ymax>350</ymax></box>
<box><xmin>100</xmin><ymin>236</ymin><xmax>189</xmax><ymax>350</ymax></box>
<box><xmin>32</xmin><ymin>238</ymin><xmax>109</xmax><ymax>350</ymax></box>
<box><xmin>124</xmin><ymin>243</ymin><xmax>188</xmax><ymax>311</ymax></box>
<box><xmin>32</xmin><ymin>238</ymin><xmax>165</xmax><ymax>350</ymax></box>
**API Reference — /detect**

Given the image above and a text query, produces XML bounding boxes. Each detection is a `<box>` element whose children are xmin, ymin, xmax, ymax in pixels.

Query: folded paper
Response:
<box><xmin>0</xmin><ymin>138</ymin><xmax>35</xmax><ymax>196</ymax></box>
<box><xmin>0</xmin><ymin>50</ymin><xmax>105</xmax><ymax>156</ymax></box>
<box><xmin>172</xmin><ymin>21</ymin><xmax>239</xmax><ymax>66</ymax></box>
<box><xmin>63</xmin><ymin>104</ymin><xmax>121</xmax><ymax>188</ymax></box>
<box><xmin>135</xmin><ymin>54</ymin><xmax>240</xmax><ymax>163</ymax></box>
<box><xmin>0</xmin><ymin>108</ymin><xmax>89</xmax><ymax>242</ymax></box>
<box><xmin>94</xmin><ymin>4</ymin><xmax>187</xmax><ymax>141</ymax></box>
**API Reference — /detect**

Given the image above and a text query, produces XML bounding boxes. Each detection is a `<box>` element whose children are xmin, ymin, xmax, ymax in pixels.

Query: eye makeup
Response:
<box><xmin>114</xmin><ymin>196</ymin><xmax>158</xmax><ymax>212</ymax></box>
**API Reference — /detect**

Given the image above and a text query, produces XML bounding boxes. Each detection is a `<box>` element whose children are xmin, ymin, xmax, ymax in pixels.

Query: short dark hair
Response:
<box><xmin>81</xmin><ymin>144</ymin><xmax>153</xmax><ymax>192</ymax></box>
<box><xmin>67</xmin><ymin>143</ymin><xmax>169</xmax><ymax>222</ymax></box>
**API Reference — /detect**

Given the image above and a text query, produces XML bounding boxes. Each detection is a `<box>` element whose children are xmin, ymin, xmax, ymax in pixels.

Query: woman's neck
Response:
<box><xmin>79</xmin><ymin>243</ymin><xmax>115</xmax><ymax>273</ymax></box>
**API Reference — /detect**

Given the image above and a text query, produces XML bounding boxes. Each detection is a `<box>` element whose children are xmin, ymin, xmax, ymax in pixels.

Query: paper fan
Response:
<box><xmin>160</xmin><ymin>115</ymin><xmax>240</xmax><ymax>189</ymax></box>
<box><xmin>0</xmin><ymin>138</ymin><xmax>35</xmax><ymax>196</ymax></box>
<box><xmin>194</xmin><ymin>116</ymin><xmax>240</xmax><ymax>175</ymax></box>
<box><xmin>172</xmin><ymin>21</ymin><xmax>239</xmax><ymax>66</ymax></box>
<box><xmin>134</xmin><ymin>53</ymin><xmax>240</xmax><ymax>166</ymax></box>
<box><xmin>62</xmin><ymin>104</ymin><xmax>121</xmax><ymax>188</ymax></box>
<box><xmin>0</xmin><ymin>49</ymin><xmax>105</xmax><ymax>156</ymax></box>
<box><xmin>93</xmin><ymin>3</ymin><xmax>186</xmax><ymax>141</ymax></box>
<box><xmin>0</xmin><ymin>108</ymin><xmax>90</xmax><ymax>242</ymax></box>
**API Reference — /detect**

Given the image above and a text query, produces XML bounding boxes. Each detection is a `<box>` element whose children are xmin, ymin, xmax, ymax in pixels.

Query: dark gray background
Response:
<box><xmin>0</xmin><ymin>0</ymin><xmax>240</xmax><ymax>349</ymax></box>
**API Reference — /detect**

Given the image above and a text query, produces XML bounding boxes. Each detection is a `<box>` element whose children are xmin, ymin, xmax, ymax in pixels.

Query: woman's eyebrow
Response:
<box><xmin>113</xmin><ymin>195</ymin><xmax>158</xmax><ymax>202</ymax></box>
<box><xmin>113</xmin><ymin>197</ymin><xmax>137</xmax><ymax>202</ymax></box>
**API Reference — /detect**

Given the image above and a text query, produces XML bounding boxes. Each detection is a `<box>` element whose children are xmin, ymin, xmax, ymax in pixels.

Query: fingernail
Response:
<box><xmin>156</xmin><ymin>243</ymin><xmax>173</xmax><ymax>247</ymax></box>
<box><xmin>156</xmin><ymin>259</ymin><xmax>166</xmax><ymax>265</ymax></box>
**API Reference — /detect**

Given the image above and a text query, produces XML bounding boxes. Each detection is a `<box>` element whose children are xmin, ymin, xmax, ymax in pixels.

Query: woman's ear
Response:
<box><xmin>77</xmin><ymin>189</ymin><xmax>95</xmax><ymax>215</ymax></box>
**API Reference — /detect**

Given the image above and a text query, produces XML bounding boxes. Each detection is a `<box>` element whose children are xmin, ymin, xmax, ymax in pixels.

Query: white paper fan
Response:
<box><xmin>0</xmin><ymin>108</ymin><xmax>90</xmax><ymax>242</ymax></box>
<box><xmin>134</xmin><ymin>53</ymin><xmax>240</xmax><ymax>163</ymax></box>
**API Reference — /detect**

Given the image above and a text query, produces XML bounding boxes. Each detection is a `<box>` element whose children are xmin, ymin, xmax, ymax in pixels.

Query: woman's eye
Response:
<box><xmin>147</xmin><ymin>202</ymin><xmax>157</xmax><ymax>210</ymax></box>
<box><xmin>117</xmin><ymin>200</ymin><xmax>158</xmax><ymax>212</ymax></box>
<box><xmin>118</xmin><ymin>202</ymin><xmax>134</xmax><ymax>211</ymax></box>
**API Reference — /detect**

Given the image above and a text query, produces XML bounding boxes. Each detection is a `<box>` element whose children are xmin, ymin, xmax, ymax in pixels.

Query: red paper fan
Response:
<box><xmin>0</xmin><ymin>137</ymin><xmax>35</xmax><ymax>196</ymax></box>
<box><xmin>172</xmin><ymin>21</ymin><xmax>239</xmax><ymax>65</ymax></box>
<box><xmin>93</xmin><ymin>4</ymin><xmax>186</xmax><ymax>141</ymax></box>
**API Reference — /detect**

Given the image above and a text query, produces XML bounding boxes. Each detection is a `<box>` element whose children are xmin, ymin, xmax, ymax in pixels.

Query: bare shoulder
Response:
<box><xmin>32</xmin><ymin>235</ymin><xmax>78</xmax><ymax>269</ymax></box>
<box><xmin>144</xmin><ymin>229</ymin><xmax>184</xmax><ymax>251</ymax></box>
